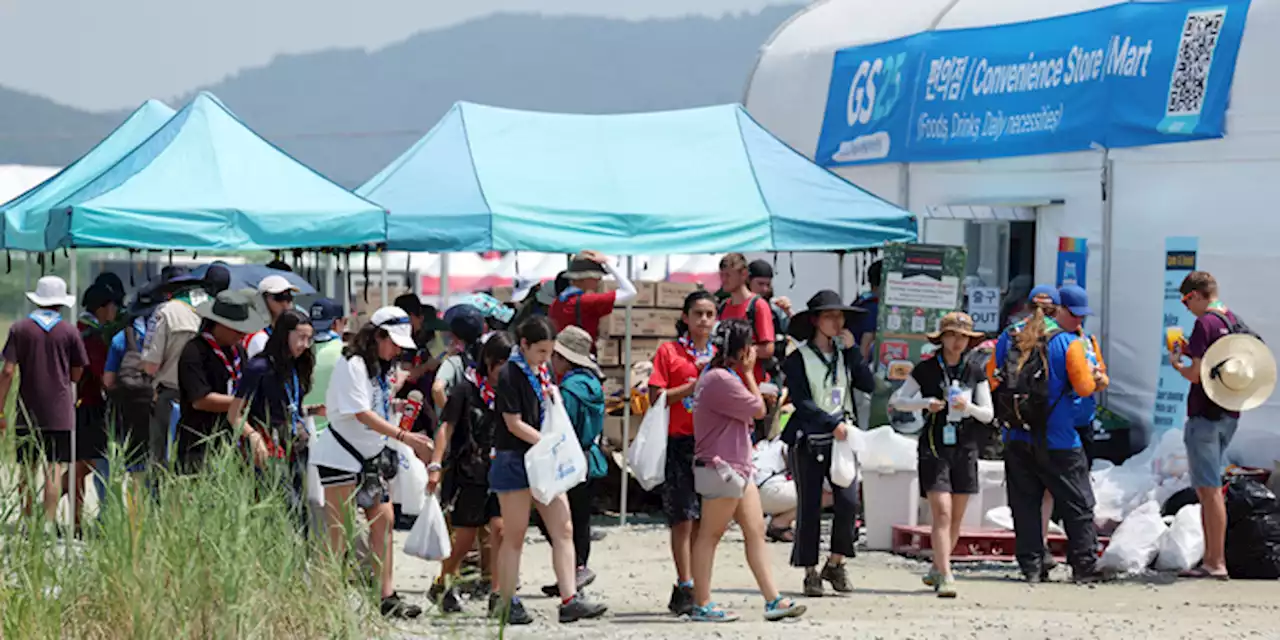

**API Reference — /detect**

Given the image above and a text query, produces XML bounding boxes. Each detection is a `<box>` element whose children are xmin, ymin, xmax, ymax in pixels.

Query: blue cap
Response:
<box><xmin>1028</xmin><ymin>285</ymin><xmax>1061</xmax><ymax>305</ymax></box>
<box><xmin>444</xmin><ymin>304</ymin><xmax>485</xmax><ymax>344</ymax></box>
<box><xmin>1058</xmin><ymin>285</ymin><xmax>1093</xmax><ymax>317</ymax></box>
<box><xmin>308</xmin><ymin>298</ymin><xmax>344</xmax><ymax>331</ymax></box>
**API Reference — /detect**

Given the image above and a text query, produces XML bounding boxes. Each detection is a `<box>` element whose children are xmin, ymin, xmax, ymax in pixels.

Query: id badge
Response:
<box><xmin>226</xmin><ymin>380</ymin><xmax>235</xmax><ymax>395</ymax></box>
<box><xmin>830</xmin><ymin>387</ymin><xmax>844</xmax><ymax>408</ymax></box>
<box><xmin>942</xmin><ymin>423</ymin><xmax>957</xmax><ymax>446</ymax></box>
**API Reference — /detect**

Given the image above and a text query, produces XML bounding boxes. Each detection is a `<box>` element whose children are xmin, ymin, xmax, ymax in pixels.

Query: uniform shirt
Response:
<box><xmin>1186</xmin><ymin>310</ymin><xmax>1241</xmax><ymax>419</ymax></box>
<box><xmin>310</xmin><ymin>355</ymin><xmax>392</xmax><ymax>473</ymax></box>
<box><xmin>647</xmin><ymin>341</ymin><xmax>702</xmax><ymax>437</ymax></box>
<box><xmin>142</xmin><ymin>293</ymin><xmax>204</xmax><ymax>389</ymax></box>
<box><xmin>494</xmin><ymin>360</ymin><xmax>545</xmax><ymax>454</ymax></box>
<box><xmin>176</xmin><ymin>337</ymin><xmax>243</xmax><ymax>459</ymax></box>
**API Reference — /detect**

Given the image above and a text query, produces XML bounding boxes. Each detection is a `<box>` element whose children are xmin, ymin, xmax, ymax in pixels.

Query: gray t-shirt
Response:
<box><xmin>436</xmin><ymin>354</ymin><xmax>467</xmax><ymax>406</ymax></box>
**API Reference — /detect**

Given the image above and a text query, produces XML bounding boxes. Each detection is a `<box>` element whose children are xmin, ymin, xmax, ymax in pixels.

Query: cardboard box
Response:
<box><xmin>601</xmin><ymin>366</ymin><xmax>627</xmax><ymax>397</ymax></box>
<box><xmin>625</xmin><ymin>338</ymin><xmax>664</xmax><ymax>365</ymax></box>
<box><xmin>596</xmin><ymin>338</ymin><xmax>620</xmax><ymax>367</ymax></box>
<box><xmin>656</xmin><ymin>281</ymin><xmax>702</xmax><ymax>309</ymax></box>
<box><xmin>601</xmin><ymin>308</ymin><xmax>682</xmax><ymax>338</ymax></box>
<box><xmin>603</xmin><ymin>414</ymin><xmax>644</xmax><ymax>447</ymax></box>
<box><xmin>603</xmin><ymin>280</ymin><xmax>658</xmax><ymax>307</ymax></box>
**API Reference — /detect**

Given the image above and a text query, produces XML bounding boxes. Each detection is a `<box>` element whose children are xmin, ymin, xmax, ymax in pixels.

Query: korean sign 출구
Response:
<box><xmin>815</xmin><ymin>0</ymin><xmax>1250</xmax><ymax>166</ymax></box>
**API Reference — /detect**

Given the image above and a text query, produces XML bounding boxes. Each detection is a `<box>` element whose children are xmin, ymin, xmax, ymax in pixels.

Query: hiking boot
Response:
<box><xmin>380</xmin><ymin>592</ymin><xmax>423</xmax><ymax>619</ymax></box>
<box><xmin>559</xmin><ymin>594</ymin><xmax>608</xmax><ymax>623</ymax></box>
<box><xmin>803</xmin><ymin>570</ymin><xmax>825</xmax><ymax>597</ymax></box>
<box><xmin>936</xmin><ymin>574</ymin><xmax>957</xmax><ymax>599</ymax></box>
<box><xmin>542</xmin><ymin>566</ymin><xmax>597</xmax><ymax>597</ymax></box>
<box><xmin>1022</xmin><ymin>569</ymin><xmax>1043</xmax><ymax>584</ymax></box>
<box><xmin>441</xmin><ymin>586</ymin><xmax>464</xmax><ymax>614</ymax></box>
<box><xmin>1042</xmin><ymin>550</ymin><xmax>1059</xmax><ymax>573</ymax></box>
<box><xmin>821</xmin><ymin>562</ymin><xmax>854</xmax><ymax>593</ymax></box>
<box><xmin>490</xmin><ymin>595</ymin><xmax>533</xmax><ymax>626</ymax></box>
<box><xmin>667</xmin><ymin>584</ymin><xmax>695</xmax><ymax>616</ymax></box>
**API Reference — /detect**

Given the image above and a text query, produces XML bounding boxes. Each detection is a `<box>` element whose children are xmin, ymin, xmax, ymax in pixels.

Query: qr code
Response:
<box><xmin>1166</xmin><ymin>8</ymin><xmax>1226</xmax><ymax>116</ymax></box>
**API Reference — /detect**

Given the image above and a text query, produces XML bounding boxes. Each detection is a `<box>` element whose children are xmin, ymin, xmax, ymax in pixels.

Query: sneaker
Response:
<box><xmin>802</xmin><ymin>571</ymin><xmax>825</xmax><ymax>597</ymax></box>
<box><xmin>541</xmin><ymin>566</ymin><xmax>597</xmax><ymax>597</ymax></box>
<box><xmin>922</xmin><ymin>567</ymin><xmax>940</xmax><ymax>589</ymax></box>
<box><xmin>667</xmin><ymin>584</ymin><xmax>695</xmax><ymax>616</ymax></box>
<box><xmin>441</xmin><ymin>586</ymin><xmax>463</xmax><ymax>614</ymax></box>
<box><xmin>821</xmin><ymin>562</ymin><xmax>854</xmax><ymax>593</ymax></box>
<box><xmin>380</xmin><ymin>592</ymin><xmax>423</xmax><ymax>619</ymax></box>
<box><xmin>936</xmin><ymin>574</ymin><xmax>957</xmax><ymax>599</ymax></box>
<box><xmin>691</xmin><ymin>602</ymin><xmax>740</xmax><ymax>623</ymax></box>
<box><xmin>490</xmin><ymin>595</ymin><xmax>533</xmax><ymax>626</ymax></box>
<box><xmin>427</xmin><ymin>580</ymin><xmax>446</xmax><ymax>603</ymax></box>
<box><xmin>559</xmin><ymin>594</ymin><xmax>608</xmax><ymax>623</ymax></box>
<box><xmin>1072</xmin><ymin>566</ymin><xmax>1110</xmax><ymax>585</ymax></box>
<box><xmin>764</xmin><ymin>596</ymin><xmax>807</xmax><ymax>622</ymax></box>
<box><xmin>488</xmin><ymin>592</ymin><xmax>500</xmax><ymax>616</ymax></box>
<box><xmin>1022</xmin><ymin>571</ymin><xmax>1043</xmax><ymax>584</ymax></box>
<box><xmin>590</xmin><ymin>529</ymin><xmax>608</xmax><ymax>542</ymax></box>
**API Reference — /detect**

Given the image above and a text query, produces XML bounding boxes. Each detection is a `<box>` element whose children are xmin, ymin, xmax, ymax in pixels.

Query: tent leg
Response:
<box><xmin>837</xmin><ymin>252</ymin><xmax>846</xmax><ymax>301</ymax></box>
<box><xmin>70</xmin><ymin>250</ymin><xmax>78</xmax><ymax>317</ymax></box>
<box><xmin>620</xmin><ymin>256</ymin><xmax>634</xmax><ymax>526</ymax></box>
<box><xmin>325</xmin><ymin>254</ymin><xmax>336</xmax><ymax>298</ymax></box>
<box><xmin>23</xmin><ymin>251</ymin><xmax>31</xmax><ymax>313</ymax></box>
<box><xmin>69</xmin><ymin>249</ymin><xmax>79</xmax><ymax>549</ymax></box>
<box><xmin>440</xmin><ymin>254</ymin><xmax>451</xmax><ymax>309</ymax></box>
<box><xmin>343</xmin><ymin>253</ymin><xmax>352</xmax><ymax>319</ymax></box>
<box><xmin>380</xmin><ymin>252</ymin><xmax>389</xmax><ymax>308</ymax></box>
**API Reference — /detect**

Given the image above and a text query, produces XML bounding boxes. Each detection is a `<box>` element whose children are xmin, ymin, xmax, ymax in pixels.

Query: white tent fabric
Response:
<box><xmin>0</xmin><ymin>165</ymin><xmax>59</xmax><ymax>208</ymax></box>
<box><xmin>747</xmin><ymin>0</ymin><xmax>1280</xmax><ymax>447</ymax></box>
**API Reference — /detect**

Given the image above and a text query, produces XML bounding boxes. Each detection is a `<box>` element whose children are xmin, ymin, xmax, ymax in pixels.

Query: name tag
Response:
<box><xmin>942</xmin><ymin>424</ymin><xmax>957</xmax><ymax>446</ymax></box>
<box><xmin>830</xmin><ymin>387</ymin><xmax>845</xmax><ymax>407</ymax></box>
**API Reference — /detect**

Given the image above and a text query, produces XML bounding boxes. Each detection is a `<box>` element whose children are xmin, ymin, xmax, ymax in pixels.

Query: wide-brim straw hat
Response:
<box><xmin>789</xmin><ymin>289</ymin><xmax>864</xmax><ymax>342</ymax></box>
<box><xmin>26</xmin><ymin>276</ymin><xmax>75</xmax><ymax>308</ymax></box>
<box><xmin>926</xmin><ymin>311</ymin><xmax>987</xmax><ymax>345</ymax></box>
<box><xmin>1202</xmin><ymin>334</ymin><xmax>1277</xmax><ymax>412</ymax></box>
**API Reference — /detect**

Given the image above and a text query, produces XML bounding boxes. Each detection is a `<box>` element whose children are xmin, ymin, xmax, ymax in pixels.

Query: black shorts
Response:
<box><xmin>107</xmin><ymin>400</ymin><xmax>152</xmax><ymax>467</ymax></box>
<box><xmin>452</xmin><ymin>483</ymin><xmax>500</xmax><ymax>528</ymax></box>
<box><xmin>76</xmin><ymin>404</ymin><xmax>109</xmax><ymax>459</ymax></box>
<box><xmin>15</xmin><ymin>428</ymin><xmax>77</xmax><ymax>464</ymax></box>
<box><xmin>663</xmin><ymin>435</ymin><xmax>701</xmax><ymax>526</ymax></box>
<box><xmin>314</xmin><ymin>464</ymin><xmax>390</xmax><ymax>504</ymax></box>
<box><xmin>918</xmin><ymin>441</ymin><xmax>979</xmax><ymax>497</ymax></box>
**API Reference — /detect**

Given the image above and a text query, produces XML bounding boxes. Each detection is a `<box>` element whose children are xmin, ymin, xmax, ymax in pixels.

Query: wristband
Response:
<box><xmin>427</xmin><ymin>463</ymin><xmax>443</xmax><ymax>473</ymax></box>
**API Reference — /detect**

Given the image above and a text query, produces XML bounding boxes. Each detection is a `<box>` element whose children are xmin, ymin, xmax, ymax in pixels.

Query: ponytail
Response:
<box><xmin>1013</xmin><ymin>307</ymin><xmax>1048</xmax><ymax>369</ymax></box>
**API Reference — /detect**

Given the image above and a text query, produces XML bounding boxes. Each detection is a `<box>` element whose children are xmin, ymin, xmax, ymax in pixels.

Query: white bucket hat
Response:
<box><xmin>26</xmin><ymin>276</ymin><xmax>75</xmax><ymax>308</ymax></box>
<box><xmin>1201</xmin><ymin>334</ymin><xmax>1277</xmax><ymax>412</ymax></box>
<box><xmin>371</xmin><ymin>306</ymin><xmax>417</xmax><ymax>350</ymax></box>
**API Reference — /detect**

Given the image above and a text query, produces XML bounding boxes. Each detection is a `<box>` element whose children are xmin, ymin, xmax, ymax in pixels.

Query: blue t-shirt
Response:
<box><xmin>851</xmin><ymin>293</ymin><xmax>879</xmax><ymax>347</ymax></box>
<box><xmin>105</xmin><ymin>317</ymin><xmax>148</xmax><ymax>374</ymax></box>
<box><xmin>996</xmin><ymin>330</ymin><xmax>1087</xmax><ymax>450</ymax></box>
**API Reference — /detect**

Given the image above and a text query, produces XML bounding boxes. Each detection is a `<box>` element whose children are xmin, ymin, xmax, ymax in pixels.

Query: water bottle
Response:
<box><xmin>712</xmin><ymin>456</ymin><xmax>746</xmax><ymax>491</ymax></box>
<box><xmin>946</xmin><ymin>380</ymin><xmax>963</xmax><ymax>422</ymax></box>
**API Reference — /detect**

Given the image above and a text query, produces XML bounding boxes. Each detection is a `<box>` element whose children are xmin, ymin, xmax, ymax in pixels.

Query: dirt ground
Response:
<box><xmin>390</xmin><ymin>519</ymin><xmax>1280</xmax><ymax>639</ymax></box>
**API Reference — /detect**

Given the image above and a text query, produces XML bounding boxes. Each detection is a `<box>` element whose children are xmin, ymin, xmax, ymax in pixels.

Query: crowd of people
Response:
<box><xmin>0</xmin><ymin>247</ymin><xmax>1263</xmax><ymax>626</ymax></box>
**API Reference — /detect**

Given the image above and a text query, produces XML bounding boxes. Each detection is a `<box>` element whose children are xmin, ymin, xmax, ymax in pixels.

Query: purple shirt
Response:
<box><xmin>1186</xmin><ymin>310</ymin><xmax>1240</xmax><ymax>419</ymax></box>
<box><xmin>692</xmin><ymin>368</ymin><xmax>764</xmax><ymax>478</ymax></box>
<box><xmin>2</xmin><ymin>317</ymin><xmax>88</xmax><ymax>432</ymax></box>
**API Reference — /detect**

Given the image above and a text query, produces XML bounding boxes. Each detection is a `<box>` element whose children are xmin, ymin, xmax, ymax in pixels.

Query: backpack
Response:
<box><xmin>992</xmin><ymin>324</ymin><xmax>1066</xmax><ymax>442</ymax></box>
<box><xmin>560</xmin><ymin>370</ymin><xmax>608</xmax><ymax>479</ymax></box>
<box><xmin>719</xmin><ymin>295</ymin><xmax>790</xmax><ymax>375</ymax></box>
<box><xmin>109</xmin><ymin>324</ymin><xmax>155</xmax><ymax>405</ymax></box>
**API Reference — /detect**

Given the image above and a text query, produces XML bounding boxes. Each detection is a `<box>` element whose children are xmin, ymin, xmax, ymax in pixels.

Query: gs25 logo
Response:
<box><xmin>845</xmin><ymin>52</ymin><xmax>907</xmax><ymax>128</ymax></box>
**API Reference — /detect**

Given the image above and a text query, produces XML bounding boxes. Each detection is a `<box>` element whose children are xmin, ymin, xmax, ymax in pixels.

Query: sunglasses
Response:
<box><xmin>270</xmin><ymin>292</ymin><xmax>294</xmax><ymax>303</ymax></box>
<box><xmin>1181</xmin><ymin>291</ymin><xmax>1196</xmax><ymax>307</ymax></box>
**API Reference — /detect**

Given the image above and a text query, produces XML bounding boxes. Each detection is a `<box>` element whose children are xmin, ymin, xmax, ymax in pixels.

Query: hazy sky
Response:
<box><xmin>0</xmin><ymin>0</ymin><xmax>798</xmax><ymax>111</ymax></box>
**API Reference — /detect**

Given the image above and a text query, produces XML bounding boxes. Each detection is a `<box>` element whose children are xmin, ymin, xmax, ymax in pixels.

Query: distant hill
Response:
<box><xmin>0</xmin><ymin>6</ymin><xmax>802</xmax><ymax>186</ymax></box>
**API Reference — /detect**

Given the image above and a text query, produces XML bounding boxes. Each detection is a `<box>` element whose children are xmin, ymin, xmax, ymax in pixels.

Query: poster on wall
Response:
<box><xmin>1151</xmin><ymin>236</ymin><xmax>1199</xmax><ymax>433</ymax></box>
<box><xmin>1056</xmin><ymin>237</ymin><xmax>1089</xmax><ymax>288</ymax></box>
<box><xmin>870</xmin><ymin>243</ymin><xmax>967</xmax><ymax>429</ymax></box>
<box><xmin>815</xmin><ymin>0</ymin><xmax>1251</xmax><ymax>166</ymax></box>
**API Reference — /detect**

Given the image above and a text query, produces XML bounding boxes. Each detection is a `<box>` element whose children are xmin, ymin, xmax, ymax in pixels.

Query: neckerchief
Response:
<box><xmin>285</xmin><ymin>368</ymin><xmax>304</xmax><ymax>437</ymax></box>
<box><xmin>29</xmin><ymin>309</ymin><xmax>61</xmax><ymax>333</ymax></box>
<box><xmin>201</xmin><ymin>332</ymin><xmax>242</xmax><ymax>393</ymax></box>
<box><xmin>467</xmin><ymin>366</ymin><xmax>496</xmax><ymax>410</ymax></box>
<box><xmin>314</xmin><ymin>329</ymin><xmax>340</xmax><ymax>343</ymax></box>
<box><xmin>558</xmin><ymin>287</ymin><xmax>584</xmax><ymax>303</ymax></box>
<box><xmin>510</xmin><ymin>346</ymin><xmax>553</xmax><ymax>424</ymax></box>
<box><xmin>678</xmin><ymin>335</ymin><xmax>715</xmax><ymax>363</ymax></box>
<box><xmin>78</xmin><ymin>311</ymin><xmax>100</xmax><ymax>330</ymax></box>
<box><xmin>1208</xmin><ymin>300</ymin><xmax>1228</xmax><ymax>313</ymax></box>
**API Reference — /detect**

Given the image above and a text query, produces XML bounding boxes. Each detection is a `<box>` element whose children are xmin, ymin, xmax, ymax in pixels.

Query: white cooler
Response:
<box><xmin>915</xmin><ymin>459</ymin><xmax>1008</xmax><ymax>529</ymax></box>
<box><xmin>862</xmin><ymin>469</ymin><xmax>920</xmax><ymax>550</ymax></box>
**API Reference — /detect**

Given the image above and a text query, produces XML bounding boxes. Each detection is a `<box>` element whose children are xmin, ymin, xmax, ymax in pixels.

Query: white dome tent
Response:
<box><xmin>746</xmin><ymin>0</ymin><xmax>1280</xmax><ymax>451</ymax></box>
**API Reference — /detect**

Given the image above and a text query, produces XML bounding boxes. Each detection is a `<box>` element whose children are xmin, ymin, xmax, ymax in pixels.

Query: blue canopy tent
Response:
<box><xmin>1</xmin><ymin>99</ymin><xmax>175</xmax><ymax>252</ymax></box>
<box><xmin>358</xmin><ymin>102</ymin><xmax>917</xmax><ymax>253</ymax></box>
<box><xmin>44</xmin><ymin>92</ymin><xmax>386</xmax><ymax>251</ymax></box>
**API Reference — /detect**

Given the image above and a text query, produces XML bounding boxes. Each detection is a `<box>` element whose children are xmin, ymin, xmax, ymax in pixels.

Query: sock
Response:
<box><xmin>562</xmin><ymin>595</ymin><xmax>575</xmax><ymax>606</ymax></box>
<box><xmin>678</xmin><ymin>580</ymin><xmax>694</xmax><ymax>589</ymax></box>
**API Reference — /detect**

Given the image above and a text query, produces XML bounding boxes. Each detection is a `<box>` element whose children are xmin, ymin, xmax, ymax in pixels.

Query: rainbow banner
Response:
<box><xmin>1056</xmin><ymin>237</ymin><xmax>1088</xmax><ymax>288</ymax></box>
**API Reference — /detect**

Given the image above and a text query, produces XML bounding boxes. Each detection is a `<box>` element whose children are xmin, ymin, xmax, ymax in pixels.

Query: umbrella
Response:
<box><xmin>188</xmin><ymin>263</ymin><xmax>318</xmax><ymax>295</ymax></box>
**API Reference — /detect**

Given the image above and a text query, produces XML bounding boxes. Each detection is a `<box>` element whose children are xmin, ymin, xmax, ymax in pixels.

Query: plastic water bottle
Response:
<box><xmin>712</xmin><ymin>456</ymin><xmax>746</xmax><ymax>491</ymax></box>
<box><xmin>946</xmin><ymin>380</ymin><xmax>963</xmax><ymax>422</ymax></box>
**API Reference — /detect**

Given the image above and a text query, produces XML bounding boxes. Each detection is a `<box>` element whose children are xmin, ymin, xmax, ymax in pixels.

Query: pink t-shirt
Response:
<box><xmin>692</xmin><ymin>367</ymin><xmax>764</xmax><ymax>478</ymax></box>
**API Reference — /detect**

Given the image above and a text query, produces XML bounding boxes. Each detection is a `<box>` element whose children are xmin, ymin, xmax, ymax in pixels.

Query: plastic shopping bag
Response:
<box><xmin>1155</xmin><ymin>504</ymin><xmax>1205</xmax><ymax>572</ymax></box>
<box><xmin>1099</xmin><ymin>500</ymin><xmax>1168</xmax><ymax>574</ymax></box>
<box><xmin>303</xmin><ymin>417</ymin><xmax>325</xmax><ymax>507</ymax></box>
<box><xmin>404</xmin><ymin>494</ymin><xmax>451</xmax><ymax>561</ymax></box>
<box><xmin>525</xmin><ymin>389</ymin><xmax>589</xmax><ymax>505</ymax></box>
<box><xmin>830</xmin><ymin>437</ymin><xmax>858</xmax><ymax>489</ymax></box>
<box><xmin>626</xmin><ymin>392</ymin><xmax>669</xmax><ymax>491</ymax></box>
<box><xmin>387</xmin><ymin>440</ymin><xmax>428</xmax><ymax>516</ymax></box>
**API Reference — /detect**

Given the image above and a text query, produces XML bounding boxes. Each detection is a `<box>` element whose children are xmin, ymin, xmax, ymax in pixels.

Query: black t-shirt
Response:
<box><xmin>442</xmin><ymin>378</ymin><xmax>497</xmax><ymax>484</ymax></box>
<box><xmin>494</xmin><ymin>360</ymin><xmax>542</xmax><ymax>454</ymax></box>
<box><xmin>236</xmin><ymin>355</ymin><xmax>304</xmax><ymax>445</ymax></box>
<box><xmin>909</xmin><ymin>353</ymin><xmax>984</xmax><ymax>450</ymax></box>
<box><xmin>177</xmin><ymin>336</ymin><xmax>244</xmax><ymax>459</ymax></box>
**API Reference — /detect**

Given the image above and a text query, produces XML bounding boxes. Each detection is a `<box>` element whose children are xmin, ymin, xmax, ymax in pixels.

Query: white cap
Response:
<box><xmin>258</xmin><ymin>275</ymin><xmax>299</xmax><ymax>295</ymax></box>
<box><xmin>371</xmin><ymin>306</ymin><xmax>416</xmax><ymax>350</ymax></box>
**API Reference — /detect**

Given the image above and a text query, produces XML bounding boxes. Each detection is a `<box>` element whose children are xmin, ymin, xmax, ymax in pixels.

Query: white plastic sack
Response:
<box><xmin>1154</xmin><ymin>504</ymin><xmax>1205</xmax><ymax>572</ymax></box>
<box><xmin>860</xmin><ymin>426</ymin><xmax>918</xmax><ymax>473</ymax></box>
<box><xmin>983</xmin><ymin>506</ymin><xmax>1064</xmax><ymax>534</ymax></box>
<box><xmin>626</xmin><ymin>392</ymin><xmax>669</xmax><ymax>491</ymax></box>
<box><xmin>303</xmin><ymin>417</ymin><xmax>324</xmax><ymax>506</ymax></box>
<box><xmin>526</xmin><ymin>389</ymin><xmax>589</xmax><ymax>505</ymax></box>
<box><xmin>404</xmin><ymin>494</ymin><xmax>452</xmax><ymax>561</ymax></box>
<box><xmin>1150</xmin><ymin>429</ymin><xmax>1189</xmax><ymax>480</ymax></box>
<box><xmin>1099</xmin><ymin>500</ymin><xmax>1168</xmax><ymax>574</ymax></box>
<box><xmin>387</xmin><ymin>440</ymin><xmax>428</xmax><ymax>516</ymax></box>
<box><xmin>831</xmin><ymin>437</ymin><xmax>858</xmax><ymax>488</ymax></box>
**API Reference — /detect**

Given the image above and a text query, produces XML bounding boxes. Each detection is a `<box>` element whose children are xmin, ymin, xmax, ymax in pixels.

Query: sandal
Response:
<box><xmin>1179</xmin><ymin>566</ymin><xmax>1230</xmax><ymax>581</ymax></box>
<box><xmin>691</xmin><ymin>602</ymin><xmax>740</xmax><ymax>623</ymax></box>
<box><xmin>766</xmin><ymin>525</ymin><xmax>795</xmax><ymax>543</ymax></box>
<box><xmin>764</xmin><ymin>596</ymin><xmax>807</xmax><ymax>621</ymax></box>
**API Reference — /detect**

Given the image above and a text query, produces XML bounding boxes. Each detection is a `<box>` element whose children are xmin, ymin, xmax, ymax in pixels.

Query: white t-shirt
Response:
<box><xmin>245</xmin><ymin>330</ymin><xmax>269</xmax><ymax>359</ymax></box>
<box><xmin>752</xmin><ymin>438</ymin><xmax>789</xmax><ymax>488</ymax></box>
<box><xmin>310</xmin><ymin>355</ymin><xmax>390</xmax><ymax>473</ymax></box>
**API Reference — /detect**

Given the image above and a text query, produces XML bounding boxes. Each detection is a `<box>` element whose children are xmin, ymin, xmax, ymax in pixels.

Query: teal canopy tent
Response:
<box><xmin>45</xmin><ymin>92</ymin><xmax>386</xmax><ymax>251</ymax></box>
<box><xmin>1</xmin><ymin>99</ymin><xmax>175</xmax><ymax>251</ymax></box>
<box><xmin>359</xmin><ymin>102</ymin><xmax>917</xmax><ymax>253</ymax></box>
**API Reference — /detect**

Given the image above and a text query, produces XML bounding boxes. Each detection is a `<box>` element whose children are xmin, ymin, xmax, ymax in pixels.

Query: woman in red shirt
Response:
<box><xmin>647</xmin><ymin>290</ymin><xmax>717</xmax><ymax>615</ymax></box>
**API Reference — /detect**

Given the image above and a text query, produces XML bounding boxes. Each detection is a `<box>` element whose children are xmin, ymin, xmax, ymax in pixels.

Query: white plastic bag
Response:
<box><xmin>1154</xmin><ymin>504</ymin><xmax>1205</xmax><ymax>572</ymax></box>
<box><xmin>830</xmin><ymin>437</ymin><xmax>858</xmax><ymax>488</ymax></box>
<box><xmin>303</xmin><ymin>417</ymin><xmax>324</xmax><ymax>506</ymax></box>
<box><xmin>860</xmin><ymin>426</ymin><xmax>918</xmax><ymax>473</ymax></box>
<box><xmin>626</xmin><ymin>392</ymin><xmax>669</xmax><ymax>491</ymax></box>
<box><xmin>525</xmin><ymin>388</ymin><xmax>589</xmax><ymax>505</ymax></box>
<box><xmin>1099</xmin><ymin>500</ymin><xmax>1168</xmax><ymax>574</ymax></box>
<box><xmin>404</xmin><ymin>494</ymin><xmax>451</xmax><ymax>561</ymax></box>
<box><xmin>387</xmin><ymin>440</ymin><xmax>428</xmax><ymax>516</ymax></box>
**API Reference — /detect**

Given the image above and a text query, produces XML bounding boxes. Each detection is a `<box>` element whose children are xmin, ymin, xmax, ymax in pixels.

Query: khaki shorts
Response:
<box><xmin>694</xmin><ymin>466</ymin><xmax>746</xmax><ymax>500</ymax></box>
<box><xmin>758</xmin><ymin>479</ymin><xmax>797</xmax><ymax>515</ymax></box>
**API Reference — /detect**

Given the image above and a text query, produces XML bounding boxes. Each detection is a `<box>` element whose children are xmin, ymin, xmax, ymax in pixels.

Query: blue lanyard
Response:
<box><xmin>374</xmin><ymin>368</ymin><xmax>391</xmax><ymax>420</ymax></box>
<box><xmin>285</xmin><ymin>369</ymin><xmax>303</xmax><ymax>436</ymax></box>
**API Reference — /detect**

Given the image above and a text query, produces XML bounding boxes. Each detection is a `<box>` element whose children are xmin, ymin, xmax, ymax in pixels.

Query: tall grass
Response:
<box><xmin>0</xmin><ymin>433</ymin><xmax>384</xmax><ymax>639</ymax></box>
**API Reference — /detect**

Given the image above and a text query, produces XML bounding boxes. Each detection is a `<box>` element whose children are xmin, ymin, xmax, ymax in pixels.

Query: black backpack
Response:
<box><xmin>108</xmin><ymin>324</ymin><xmax>155</xmax><ymax>405</ymax></box>
<box><xmin>992</xmin><ymin>324</ymin><xmax>1065</xmax><ymax>440</ymax></box>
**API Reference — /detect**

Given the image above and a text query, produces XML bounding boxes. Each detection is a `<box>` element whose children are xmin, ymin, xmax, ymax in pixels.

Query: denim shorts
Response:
<box><xmin>1184</xmin><ymin>415</ymin><xmax>1239</xmax><ymax>488</ymax></box>
<box><xmin>488</xmin><ymin>450</ymin><xmax>530</xmax><ymax>494</ymax></box>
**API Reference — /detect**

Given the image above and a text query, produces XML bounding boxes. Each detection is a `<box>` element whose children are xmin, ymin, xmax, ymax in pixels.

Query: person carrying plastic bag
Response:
<box><xmin>404</xmin><ymin>494</ymin><xmax>452</xmax><ymax>561</ymax></box>
<box><xmin>490</xmin><ymin>317</ymin><xmax>606</xmax><ymax>625</ymax></box>
<box><xmin>890</xmin><ymin>311</ymin><xmax>993</xmax><ymax>598</ymax></box>
<box><xmin>647</xmin><ymin>289</ymin><xmax>718</xmax><ymax>615</ymax></box>
<box><xmin>780</xmin><ymin>291</ymin><xmax>874</xmax><ymax>598</ymax></box>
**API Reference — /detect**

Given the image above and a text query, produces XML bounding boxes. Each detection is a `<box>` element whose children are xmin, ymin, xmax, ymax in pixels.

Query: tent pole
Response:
<box><xmin>837</xmin><ymin>252</ymin><xmax>846</xmax><ymax>301</ymax></box>
<box><xmin>343</xmin><ymin>253</ymin><xmax>352</xmax><ymax>319</ymax></box>
<box><xmin>620</xmin><ymin>255</ymin><xmax>634</xmax><ymax>526</ymax></box>
<box><xmin>68</xmin><ymin>248</ymin><xmax>78</xmax><ymax>545</ymax></box>
<box><xmin>380</xmin><ymin>250</ymin><xmax>389</xmax><ymax>308</ymax></box>
<box><xmin>440</xmin><ymin>254</ymin><xmax>451</xmax><ymax>309</ymax></box>
<box><xmin>23</xmin><ymin>251</ymin><xmax>31</xmax><ymax>313</ymax></box>
<box><xmin>1100</xmin><ymin>154</ymin><xmax>1114</xmax><ymax>402</ymax></box>
<box><xmin>324</xmin><ymin>253</ymin><xmax>336</xmax><ymax>298</ymax></box>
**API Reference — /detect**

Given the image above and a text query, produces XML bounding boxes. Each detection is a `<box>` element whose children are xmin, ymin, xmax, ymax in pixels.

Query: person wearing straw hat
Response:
<box><xmin>780</xmin><ymin>290</ymin><xmax>873</xmax><ymax>597</ymax></box>
<box><xmin>0</xmin><ymin>276</ymin><xmax>89</xmax><ymax>527</ymax></box>
<box><xmin>1171</xmin><ymin>271</ymin><xmax>1275</xmax><ymax>580</ymax></box>
<box><xmin>548</xmin><ymin>250</ymin><xmax>637</xmax><ymax>342</ymax></box>
<box><xmin>890</xmin><ymin>311</ymin><xmax>993</xmax><ymax>598</ymax></box>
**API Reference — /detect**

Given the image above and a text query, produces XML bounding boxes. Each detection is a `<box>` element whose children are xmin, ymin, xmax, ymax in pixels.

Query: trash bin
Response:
<box><xmin>863</xmin><ymin>469</ymin><xmax>920</xmax><ymax>550</ymax></box>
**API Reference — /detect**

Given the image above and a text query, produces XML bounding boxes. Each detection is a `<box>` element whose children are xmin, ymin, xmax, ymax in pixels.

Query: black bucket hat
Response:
<box><xmin>788</xmin><ymin>289</ymin><xmax>864</xmax><ymax>342</ymax></box>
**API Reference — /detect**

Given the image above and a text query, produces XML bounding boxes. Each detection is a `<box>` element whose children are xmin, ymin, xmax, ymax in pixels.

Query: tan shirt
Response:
<box><xmin>142</xmin><ymin>295</ymin><xmax>205</xmax><ymax>389</ymax></box>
